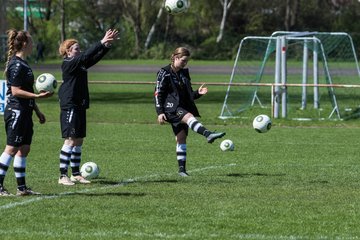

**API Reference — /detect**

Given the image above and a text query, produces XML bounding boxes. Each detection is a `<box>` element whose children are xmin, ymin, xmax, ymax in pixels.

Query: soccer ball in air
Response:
<box><xmin>80</xmin><ymin>162</ymin><xmax>100</xmax><ymax>179</ymax></box>
<box><xmin>35</xmin><ymin>73</ymin><xmax>57</xmax><ymax>93</ymax></box>
<box><xmin>220</xmin><ymin>139</ymin><xmax>234</xmax><ymax>151</ymax></box>
<box><xmin>164</xmin><ymin>0</ymin><xmax>190</xmax><ymax>15</ymax></box>
<box><xmin>253</xmin><ymin>114</ymin><xmax>272</xmax><ymax>133</ymax></box>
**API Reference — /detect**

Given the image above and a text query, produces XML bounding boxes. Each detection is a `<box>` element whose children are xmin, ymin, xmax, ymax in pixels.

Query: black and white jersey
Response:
<box><xmin>58</xmin><ymin>41</ymin><xmax>110</xmax><ymax>110</ymax></box>
<box><xmin>154</xmin><ymin>64</ymin><xmax>201</xmax><ymax>117</ymax></box>
<box><xmin>6</xmin><ymin>56</ymin><xmax>35</xmax><ymax>110</ymax></box>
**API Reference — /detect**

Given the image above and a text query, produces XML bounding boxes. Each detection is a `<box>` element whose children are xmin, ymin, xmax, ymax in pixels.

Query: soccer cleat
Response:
<box><xmin>178</xmin><ymin>171</ymin><xmax>189</xmax><ymax>177</ymax></box>
<box><xmin>179</xmin><ymin>167</ymin><xmax>189</xmax><ymax>177</ymax></box>
<box><xmin>16</xmin><ymin>187</ymin><xmax>41</xmax><ymax>196</ymax></box>
<box><xmin>0</xmin><ymin>186</ymin><xmax>13</xmax><ymax>196</ymax></box>
<box><xmin>70</xmin><ymin>175</ymin><xmax>91</xmax><ymax>184</ymax></box>
<box><xmin>58</xmin><ymin>175</ymin><xmax>75</xmax><ymax>186</ymax></box>
<box><xmin>207</xmin><ymin>131</ymin><xmax>226</xmax><ymax>143</ymax></box>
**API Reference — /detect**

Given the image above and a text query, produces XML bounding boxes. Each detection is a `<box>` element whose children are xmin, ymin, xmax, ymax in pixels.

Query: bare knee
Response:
<box><xmin>5</xmin><ymin>145</ymin><xmax>30</xmax><ymax>157</ymax></box>
<box><xmin>181</xmin><ymin>113</ymin><xmax>194</xmax><ymax>124</ymax></box>
<box><xmin>64</xmin><ymin>138</ymin><xmax>83</xmax><ymax>146</ymax></box>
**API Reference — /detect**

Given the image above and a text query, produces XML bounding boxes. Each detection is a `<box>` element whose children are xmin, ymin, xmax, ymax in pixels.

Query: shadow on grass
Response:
<box><xmin>227</xmin><ymin>172</ymin><xmax>286</xmax><ymax>177</ymax></box>
<box><xmin>71</xmin><ymin>192</ymin><xmax>146</xmax><ymax>197</ymax></box>
<box><xmin>135</xmin><ymin>179</ymin><xmax>179</xmax><ymax>184</ymax></box>
<box><xmin>41</xmin><ymin>191</ymin><xmax>146</xmax><ymax>197</ymax></box>
<box><xmin>308</xmin><ymin>180</ymin><xmax>329</xmax><ymax>184</ymax></box>
<box><xmin>95</xmin><ymin>179</ymin><xmax>123</xmax><ymax>185</ymax></box>
<box><xmin>94</xmin><ymin>178</ymin><xmax>179</xmax><ymax>185</ymax></box>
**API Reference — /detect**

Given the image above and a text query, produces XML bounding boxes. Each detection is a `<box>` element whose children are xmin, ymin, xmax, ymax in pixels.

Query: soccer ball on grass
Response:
<box><xmin>164</xmin><ymin>0</ymin><xmax>190</xmax><ymax>15</ymax></box>
<box><xmin>80</xmin><ymin>162</ymin><xmax>100</xmax><ymax>179</ymax></box>
<box><xmin>35</xmin><ymin>73</ymin><xmax>57</xmax><ymax>93</ymax></box>
<box><xmin>252</xmin><ymin>114</ymin><xmax>272</xmax><ymax>133</ymax></box>
<box><xmin>220</xmin><ymin>139</ymin><xmax>234</xmax><ymax>151</ymax></box>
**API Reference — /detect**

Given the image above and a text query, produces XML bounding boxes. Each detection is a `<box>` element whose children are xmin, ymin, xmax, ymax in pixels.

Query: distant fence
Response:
<box><xmin>87</xmin><ymin>81</ymin><xmax>360</xmax><ymax>88</ymax></box>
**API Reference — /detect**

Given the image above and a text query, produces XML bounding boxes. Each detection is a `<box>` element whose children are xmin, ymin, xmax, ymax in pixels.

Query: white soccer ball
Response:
<box><xmin>253</xmin><ymin>114</ymin><xmax>272</xmax><ymax>133</ymax></box>
<box><xmin>164</xmin><ymin>0</ymin><xmax>190</xmax><ymax>15</ymax></box>
<box><xmin>80</xmin><ymin>162</ymin><xmax>100</xmax><ymax>179</ymax></box>
<box><xmin>35</xmin><ymin>73</ymin><xmax>57</xmax><ymax>93</ymax></box>
<box><xmin>220</xmin><ymin>139</ymin><xmax>234</xmax><ymax>151</ymax></box>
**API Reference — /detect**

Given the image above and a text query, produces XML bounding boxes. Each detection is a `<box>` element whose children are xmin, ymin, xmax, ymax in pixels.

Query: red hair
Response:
<box><xmin>59</xmin><ymin>39</ymin><xmax>78</xmax><ymax>57</ymax></box>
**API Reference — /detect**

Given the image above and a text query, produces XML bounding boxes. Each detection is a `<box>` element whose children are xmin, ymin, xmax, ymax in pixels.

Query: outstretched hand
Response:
<box><xmin>101</xmin><ymin>29</ymin><xmax>119</xmax><ymax>46</ymax></box>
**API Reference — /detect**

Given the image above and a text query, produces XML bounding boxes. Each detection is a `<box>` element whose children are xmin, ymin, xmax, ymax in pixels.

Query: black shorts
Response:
<box><xmin>171</xmin><ymin>123</ymin><xmax>189</xmax><ymax>136</ymax></box>
<box><xmin>4</xmin><ymin>107</ymin><xmax>33</xmax><ymax>147</ymax></box>
<box><xmin>165</xmin><ymin>107</ymin><xmax>189</xmax><ymax>136</ymax></box>
<box><xmin>60</xmin><ymin>108</ymin><xmax>86</xmax><ymax>138</ymax></box>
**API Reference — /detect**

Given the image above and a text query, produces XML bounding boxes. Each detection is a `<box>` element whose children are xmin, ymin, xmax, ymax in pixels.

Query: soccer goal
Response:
<box><xmin>219</xmin><ymin>31</ymin><xmax>360</xmax><ymax>120</ymax></box>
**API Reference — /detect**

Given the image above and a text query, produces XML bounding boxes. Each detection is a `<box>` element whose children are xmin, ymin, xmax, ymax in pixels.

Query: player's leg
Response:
<box><xmin>14</xmin><ymin>116</ymin><xmax>41</xmax><ymax>196</ymax></box>
<box><xmin>0</xmin><ymin>108</ymin><xmax>19</xmax><ymax>195</ymax></box>
<box><xmin>14</xmin><ymin>145</ymin><xmax>29</xmax><ymax>194</ymax></box>
<box><xmin>14</xmin><ymin>145</ymin><xmax>40</xmax><ymax>196</ymax></box>
<box><xmin>59</xmin><ymin>140</ymin><xmax>74</xmax><ymax>185</ymax></box>
<box><xmin>67</xmin><ymin>109</ymin><xmax>90</xmax><ymax>184</ymax></box>
<box><xmin>69</xmin><ymin>139</ymin><xmax>90</xmax><ymax>184</ymax></box>
<box><xmin>175</xmin><ymin>126</ymin><xmax>189</xmax><ymax>176</ymax></box>
<box><xmin>59</xmin><ymin>109</ymin><xmax>76</xmax><ymax>185</ymax></box>
<box><xmin>181</xmin><ymin>112</ymin><xmax>226</xmax><ymax>143</ymax></box>
<box><xmin>0</xmin><ymin>145</ymin><xmax>16</xmax><ymax>196</ymax></box>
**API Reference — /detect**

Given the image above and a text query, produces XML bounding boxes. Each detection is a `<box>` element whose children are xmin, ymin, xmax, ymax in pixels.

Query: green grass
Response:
<box><xmin>1</xmin><ymin>62</ymin><xmax>360</xmax><ymax>239</ymax></box>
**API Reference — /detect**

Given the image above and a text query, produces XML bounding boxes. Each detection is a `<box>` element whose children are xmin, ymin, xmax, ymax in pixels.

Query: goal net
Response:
<box><xmin>219</xmin><ymin>32</ymin><xmax>360</xmax><ymax>120</ymax></box>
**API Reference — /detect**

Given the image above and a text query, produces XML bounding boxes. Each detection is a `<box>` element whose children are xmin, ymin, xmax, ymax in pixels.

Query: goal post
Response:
<box><xmin>219</xmin><ymin>31</ymin><xmax>360</xmax><ymax>120</ymax></box>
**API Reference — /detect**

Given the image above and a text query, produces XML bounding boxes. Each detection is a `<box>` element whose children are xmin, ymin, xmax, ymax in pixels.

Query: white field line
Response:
<box><xmin>1</xmin><ymin>162</ymin><xmax>358</xmax><ymax>240</ymax></box>
<box><xmin>0</xmin><ymin>163</ymin><xmax>238</xmax><ymax>211</ymax></box>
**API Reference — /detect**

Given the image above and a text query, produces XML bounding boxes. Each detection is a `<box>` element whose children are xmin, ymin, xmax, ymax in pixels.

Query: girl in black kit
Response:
<box><xmin>57</xmin><ymin>29</ymin><xmax>118</xmax><ymax>185</ymax></box>
<box><xmin>154</xmin><ymin>47</ymin><xmax>225</xmax><ymax>177</ymax></box>
<box><xmin>0</xmin><ymin>29</ymin><xmax>52</xmax><ymax>196</ymax></box>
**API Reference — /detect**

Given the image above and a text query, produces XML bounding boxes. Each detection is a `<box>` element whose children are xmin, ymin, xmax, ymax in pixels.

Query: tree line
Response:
<box><xmin>1</xmin><ymin>0</ymin><xmax>360</xmax><ymax>61</ymax></box>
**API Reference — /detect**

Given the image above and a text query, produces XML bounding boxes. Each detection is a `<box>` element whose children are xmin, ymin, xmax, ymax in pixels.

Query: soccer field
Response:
<box><xmin>1</xmin><ymin>64</ymin><xmax>360</xmax><ymax>239</ymax></box>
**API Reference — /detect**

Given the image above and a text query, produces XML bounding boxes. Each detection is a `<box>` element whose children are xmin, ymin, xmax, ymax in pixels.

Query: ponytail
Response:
<box><xmin>4</xmin><ymin>29</ymin><xmax>29</xmax><ymax>76</ymax></box>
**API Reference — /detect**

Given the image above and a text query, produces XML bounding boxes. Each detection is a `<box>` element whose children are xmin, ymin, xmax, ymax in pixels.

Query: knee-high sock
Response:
<box><xmin>14</xmin><ymin>156</ymin><xmax>26</xmax><ymax>190</ymax></box>
<box><xmin>71</xmin><ymin>146</ymin><xmax>82</xmax><ymax>176</ymax></box>
<box><xmin>177</xmin><ymin>144</ymin><xmax>187</xmax><ymax>171</ymax></box>
<box><xmin>59</xmin><ymin>144</ymin><xmax>72</xmax><ymax>176</ymax></box>
<box><xmin>186</xmin><ymin>116</ymin><xmax>211</xmax><ymax>137</ymax></box>
<box><xmin>0</xmin><ymin>152</ymin><xmax>12</xmax><ymax>186</ymax></box>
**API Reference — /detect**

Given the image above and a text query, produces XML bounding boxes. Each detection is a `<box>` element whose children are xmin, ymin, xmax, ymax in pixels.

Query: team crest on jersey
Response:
<box><xmin>177</xmin><ymin>110</ymin><xmax>183</xmax><ymax>117</ymax></box>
